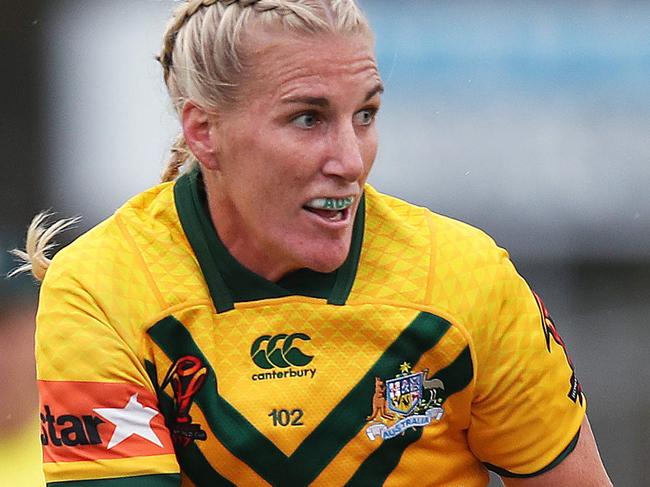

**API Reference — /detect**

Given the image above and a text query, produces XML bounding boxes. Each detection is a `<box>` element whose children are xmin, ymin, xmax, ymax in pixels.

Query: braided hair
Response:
<box><xmin>157</xmin><ymin>0</ymin><xmax>369</xmax><ymax>182</ymax></box>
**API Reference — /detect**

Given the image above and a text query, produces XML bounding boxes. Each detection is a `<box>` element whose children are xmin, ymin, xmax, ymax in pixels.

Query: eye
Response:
<box><xmin>354</xmin><ymin>108</ymin><xmax>378</xmax><ymax>126</ymax></box>
<box><xmin>292</xmin><ymin>112</ymin><xmax>319</xmax><ymax>129</ymax></box>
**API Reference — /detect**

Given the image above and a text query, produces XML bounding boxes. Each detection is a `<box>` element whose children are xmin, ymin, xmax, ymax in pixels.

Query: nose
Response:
<box><xmin>322</xmin><ymin>122</ymin><xmax>365</xmax><ymax>182</ymax></box>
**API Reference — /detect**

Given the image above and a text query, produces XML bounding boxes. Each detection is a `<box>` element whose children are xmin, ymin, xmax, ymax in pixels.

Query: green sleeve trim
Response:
<box><xmin>485</xmin><ymin>427</ymin><xmax>581</xmax><ymax>478</ymax></box>
<box><xmin>48</xmin><ymin>473</ymin><xmax>180</xmax><ymax>487</ymax></box>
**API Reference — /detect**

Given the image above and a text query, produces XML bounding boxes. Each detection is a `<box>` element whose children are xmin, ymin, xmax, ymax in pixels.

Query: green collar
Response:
<box><xmin>174</xmin><ymin>168</ymin><xmax>364</xmax><ymax>313</ymax></box>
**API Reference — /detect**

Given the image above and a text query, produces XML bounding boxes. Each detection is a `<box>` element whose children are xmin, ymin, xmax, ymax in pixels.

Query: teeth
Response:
<box><xmin>305</xmin><ymin>196</ymin><xmax>355</xmax><ymax>210</ymax></box>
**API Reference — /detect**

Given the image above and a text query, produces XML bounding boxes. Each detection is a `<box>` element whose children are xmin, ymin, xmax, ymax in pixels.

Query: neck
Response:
<box><xmin>203</xmin><ymin>180</ymin><xmax>297</xmax><ymax>282</ymax></box>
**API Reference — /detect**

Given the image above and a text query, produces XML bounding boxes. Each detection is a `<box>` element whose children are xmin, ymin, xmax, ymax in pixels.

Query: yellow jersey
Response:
<box><xmin>36</xmin><ymin>169</ymin><xmax>585</xmax><ymax>486</ymax></box>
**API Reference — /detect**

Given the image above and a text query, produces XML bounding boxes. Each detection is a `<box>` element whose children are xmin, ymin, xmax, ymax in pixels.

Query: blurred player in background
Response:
<box><xmin>12</xmin><ymin>0</ymin><xmax>611</xmax><ymax>485</ymax></box>
<box><xmin>0</xmin><ymin>292</ymin><xmax>44</xmax><ymax>486</ymax></box>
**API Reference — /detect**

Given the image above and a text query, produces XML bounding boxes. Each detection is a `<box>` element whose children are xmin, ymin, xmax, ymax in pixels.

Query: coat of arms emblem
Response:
<box><xmin>366</xmin><ymin>362</ymin><xmax>445</xmax><ymax>441</ymax></box>
<box><xmin>386</xmin><ymin>371</ymin><xmax>422</xmax><ymax>416</ymax></box>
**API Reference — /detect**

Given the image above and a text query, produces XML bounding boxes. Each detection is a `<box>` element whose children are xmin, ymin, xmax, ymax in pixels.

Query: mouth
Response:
<box><xmin>302</xmin><ymin>196</ymin><xmax>355</xmax><ymax>223</ymax></box>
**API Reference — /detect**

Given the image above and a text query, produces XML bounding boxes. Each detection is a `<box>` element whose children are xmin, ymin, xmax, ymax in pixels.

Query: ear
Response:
<box><xmin>182</xmin><ymin>101</ymin><xmax>219</xmax><ymax>170</ymax></box>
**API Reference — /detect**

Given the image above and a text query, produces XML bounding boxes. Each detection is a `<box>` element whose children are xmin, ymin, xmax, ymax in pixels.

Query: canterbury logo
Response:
<box><xmin>250</xmin><ymin>333</ymin><xmax>314</xmax><ymax>369</ymax></box>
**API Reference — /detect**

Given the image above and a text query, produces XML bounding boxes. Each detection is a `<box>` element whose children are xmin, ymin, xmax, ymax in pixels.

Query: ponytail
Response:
<box><xmin>161</xmin><ymin>133</ymin><xmax>197</xmax><ymax>182</ymax></box>
<box><xmin>7</xmin><ymin>212</ymin><xmax>80</xmax><ymax>281</ymax></box>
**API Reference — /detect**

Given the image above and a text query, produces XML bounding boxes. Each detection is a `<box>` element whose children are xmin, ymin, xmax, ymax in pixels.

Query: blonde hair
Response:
<box><xmin>7</xmin><ymin>213</ymin><xmax>80</xmax><ymax>281</ymax></box>
<box><xmin>158</xmin><ymin>0</ymin><xmax>370</xmax><ymax>182</ymax></box>
<box><xmin>10</xmin><ymin>0</ymin><xmax>370</xmax><ymax>281</ymax></box>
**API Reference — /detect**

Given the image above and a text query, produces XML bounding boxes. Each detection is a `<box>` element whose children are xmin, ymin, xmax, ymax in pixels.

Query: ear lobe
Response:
<box><xmin>182</xmin><ymin>101</ymin><xmax>219</xmax><ymax>170</ymax></box>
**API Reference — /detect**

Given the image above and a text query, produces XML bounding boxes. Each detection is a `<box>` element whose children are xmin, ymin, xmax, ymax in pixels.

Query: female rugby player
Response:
<box><xmin>14</xmin><ymin>1</ymin><xmax>611</xmax><ymax>485</ymax></box>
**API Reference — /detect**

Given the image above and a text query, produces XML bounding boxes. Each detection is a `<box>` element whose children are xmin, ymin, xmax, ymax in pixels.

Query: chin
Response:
<box><xmin>305</xmin><ymin>257</ymin><xmax>346</xmax><ymax>274</ymax></box>
<box><xmin>297</xmin><ymin>238</ymin><xmax>351</xmax><ymax>274</ymax></box>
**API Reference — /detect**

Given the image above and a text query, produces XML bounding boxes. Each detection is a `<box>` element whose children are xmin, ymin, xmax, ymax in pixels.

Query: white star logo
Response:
<box><xmin>94</xmin><ymin>393</ymin><xmax>163</xmax><ymax>449</ymax></box>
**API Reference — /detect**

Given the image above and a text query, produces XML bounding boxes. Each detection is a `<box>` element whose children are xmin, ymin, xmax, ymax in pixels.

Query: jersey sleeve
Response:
<box><xmin>467</xmin><ymin>250</ymin><xmax>586</xmax><ymax>477</ymax></box>
<box><xmin>36</xmin><ymin>251</ymin><xmax>180</xmax><ymax>485</ymax></box>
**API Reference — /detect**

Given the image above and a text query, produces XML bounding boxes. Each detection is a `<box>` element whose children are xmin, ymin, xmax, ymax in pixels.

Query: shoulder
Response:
<box><xmin>364</xmin><ymin>184</ymin><xmax>503</xmax><ymax>258</ymax></box>
<box><xmin>41</xmin><ymin>181</ymin><xmax>200</xmax><ymax>329</ymax></box>
<box><xmin>356</xmin><ymin>185</ymin><xmax>509</xmax><ymax>312</ymax></box>
<box><xmin>46</xmin><ymin>182</ymin><xmax>176</xmax><ymax>280</ymax></box>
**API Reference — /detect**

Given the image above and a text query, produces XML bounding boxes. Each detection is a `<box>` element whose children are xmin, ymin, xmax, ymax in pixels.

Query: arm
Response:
<box><xmin>502</xmin><ymin>416</ymin><xmax>612</xmax><ymax>487</ymax></box>
<box><xmin>466</xmin><ymin>247</ymin><xmax>598</xmax><ymax>479</ymax></box>
<box><xmin>36</xmin><ymin>248</ymin><xmax>180</xmax><ymax>486</ymax></box>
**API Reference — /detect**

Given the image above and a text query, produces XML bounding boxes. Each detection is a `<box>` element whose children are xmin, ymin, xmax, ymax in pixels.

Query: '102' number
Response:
<box><xmin>268</xmin><ymin>408</ymin><xmax>304</xmax><ymax>427</ymax></box>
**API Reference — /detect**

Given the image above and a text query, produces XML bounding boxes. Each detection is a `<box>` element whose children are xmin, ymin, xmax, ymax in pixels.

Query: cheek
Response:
<box><xmin>222</xmin><ymin>125</ymin><xmax>324</xmax><ymax>205</ymax></box>
<box><xmin>361</xmin><ymin>130</ymin><xmax>379</xmax><ymax>175</ymax></box>
<box><xmin>238</xmin><ymin>156</ymin><xmax>304</xmax><ymax>213</ymax></box>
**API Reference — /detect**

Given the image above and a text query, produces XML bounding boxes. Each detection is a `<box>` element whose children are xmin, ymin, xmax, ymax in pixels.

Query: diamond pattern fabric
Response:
<box><xmin>35</xmin><ymin>181</ymin><xmax>585</xmax><ymax>485</ymax></box>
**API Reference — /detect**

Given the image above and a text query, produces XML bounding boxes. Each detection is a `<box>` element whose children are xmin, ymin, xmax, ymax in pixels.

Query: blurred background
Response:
<box><xmin>1</xmin><ymin>0</ymin><xmax>648</xmax><ymax>485</ymax></box>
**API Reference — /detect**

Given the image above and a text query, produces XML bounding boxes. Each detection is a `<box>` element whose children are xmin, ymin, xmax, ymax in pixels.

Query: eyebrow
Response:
<box><xmin>282</xmin><ymin>83</ymin><xmax>385</xmax><ymax>108</ymax></box>
<box><xmin>365</xmin><ymin>84</ymin><xmax>385</xmax><ymax>101</ymax></box>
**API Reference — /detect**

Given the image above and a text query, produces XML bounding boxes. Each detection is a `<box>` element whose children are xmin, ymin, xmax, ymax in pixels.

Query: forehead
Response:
<box><xmin>241</xmin><ymin>28</ymin><xmax>381</xmax><ymax>101</ymax></box>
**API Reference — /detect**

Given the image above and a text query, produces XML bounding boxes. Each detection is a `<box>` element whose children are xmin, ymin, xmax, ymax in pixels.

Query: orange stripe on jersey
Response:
<box><xmin>39</xmin><ymin>380</ymin><xmax>174</xmax><ymax>464</ymax></box>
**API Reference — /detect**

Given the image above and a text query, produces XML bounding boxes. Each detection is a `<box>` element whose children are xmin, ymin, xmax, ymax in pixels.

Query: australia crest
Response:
<box><xmin>366</xmin><ymin>362</ymin><xmax>445</xmax><ymax>441</ymax></box>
